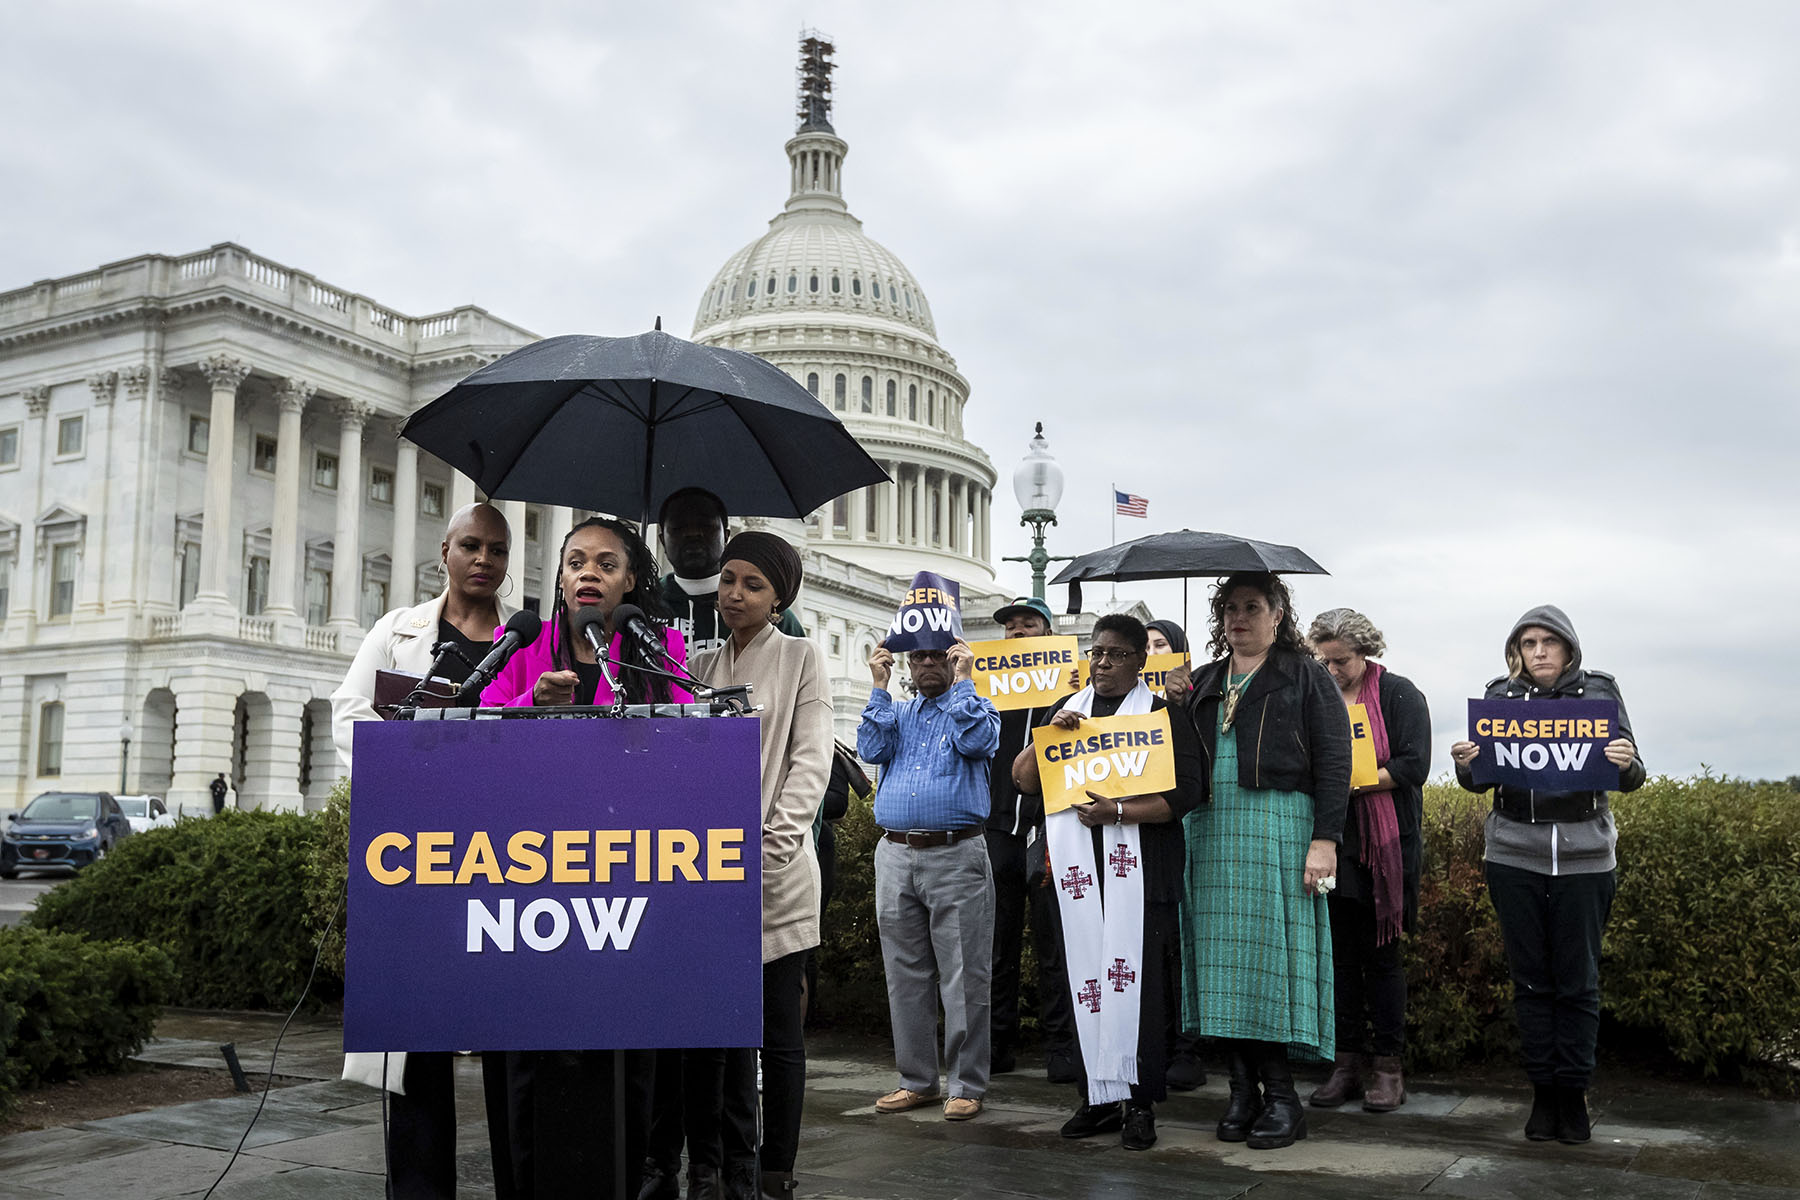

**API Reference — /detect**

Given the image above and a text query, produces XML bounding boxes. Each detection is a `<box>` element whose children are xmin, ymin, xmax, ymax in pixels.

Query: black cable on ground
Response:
<box><xmin>201</xmin><ymin>886</ymin><xmax>345</xmax><ymax>1199</ymax></box>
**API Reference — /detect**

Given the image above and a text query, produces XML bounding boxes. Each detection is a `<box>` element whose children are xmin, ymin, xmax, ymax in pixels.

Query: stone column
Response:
<box><xmin>501</xmin><ymin>500</ymin><xmax>528</xmax><ymax>601</ymax></box>
<box><xmin>329</xmin><ymin>400</ymin><xmax>372</xmax><ymax>631</ymax></box>
<box><xmin>391</xmin><ymin>435</ymin><xmax>419</xmax><ymax>605</ymax></box>
<box><xmin>2</xmin><ymin>388</ymin><xmax>50</xmax><ymax>643</ymax></box>
<box><xmin>847</xmin><ymin>486</ymin><xmax>866</xmax><ymax>542</ymax></box>
<box><xmin>195</xmin><ymin>354</ymin><xmax>251</xmax><ymax>608</ymax></box>
<box><xmin>267</xmin><ymin>379</ymin><xmax>313</xmax><ymax>629</ymax></box>
<box><xmin>112</xmin><ymin>366</ymin><xmax>152</xmax><ymax>615</ymax></box>
<box><xmin>539</xmin><ymin>506</ymin><xmax>568</xmax><ymax>618</ymax></box>
<box><xmin>258</xmin><ymin>695</ymin><xmax>306</xmax><ymax>812</ymax></box>
<box><xmin>77</xmin><ymin>371</ymin><xmax>118</xmax><ymax>617</ymax></box>
<box><xmin>980</xmin><ymin>488</ymin><xmax>992</xmax><ymax>561</ymax></box>
<box><xmin>912</xmin><ymin>467</ymin><xmax>927</xmax><ymax>546</ymax></box>
<box><xmin>943</xmin><ymin>471</ymin><xmax>957</xmax><ymax>550</ymax></box>
<box><xmin>882</xmin><ymin>464</ymin><xmax>899</xmax><ymax>543</ymax></box>
<box><xmin>450</xmin><ymin>472</ymin><xmax>477</xmax><ymax>516</ymax></box>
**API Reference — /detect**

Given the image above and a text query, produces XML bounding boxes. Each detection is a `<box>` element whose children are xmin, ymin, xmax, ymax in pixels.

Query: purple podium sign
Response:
<box><xmin>345</xmin><ymin>717</ymin><xmax>763</xmax><ymax>1052</ymax></box>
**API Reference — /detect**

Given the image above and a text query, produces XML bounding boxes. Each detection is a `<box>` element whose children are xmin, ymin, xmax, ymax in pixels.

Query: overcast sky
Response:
<box><xmin>5</xmin><ymin>2</ymin><xmax>1796</xmax><ymax>779</ymax></box>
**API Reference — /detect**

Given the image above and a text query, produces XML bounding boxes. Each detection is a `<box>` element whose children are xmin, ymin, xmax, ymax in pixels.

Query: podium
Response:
<box><xmin>347</xmin><ymin>706</ymin><xmax>764</xmax><ymax>1199</ymax></box>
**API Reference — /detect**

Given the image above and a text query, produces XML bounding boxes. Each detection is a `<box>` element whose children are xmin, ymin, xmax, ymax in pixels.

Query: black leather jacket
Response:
<box><xmin>1457</xmin><ymin>667</ymin><xmax>1647</xmax><ymax>822</ymax></box>
<box><xmin>1185</xmin><ymin>645</ymin><xmax>1352</xmax><ymax>842</ymax></box>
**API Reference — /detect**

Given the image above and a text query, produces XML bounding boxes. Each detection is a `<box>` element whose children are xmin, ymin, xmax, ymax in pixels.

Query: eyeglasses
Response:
<box><xmin>909</xmin><ymin>650</ymin><xmax>948</xmax><ymax>663</ymax></box>
<box><xmin>1086</xmin><ymin>647</ymin><xmax>1141</xmax><ymax>664</ymax></box>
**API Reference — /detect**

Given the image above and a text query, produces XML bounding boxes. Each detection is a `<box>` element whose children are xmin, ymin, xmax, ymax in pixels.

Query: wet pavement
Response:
<box><xmin>0</xmin><ymin>1008</ymin><xmax>1794</xmax><ymax>1198</ymax></box>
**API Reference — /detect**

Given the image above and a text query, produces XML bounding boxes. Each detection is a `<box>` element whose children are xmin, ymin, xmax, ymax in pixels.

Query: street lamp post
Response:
<box><xmin>118</xmin><ymin>719</ymin><xmax>133</xmax><ymax>795</ymax></box>
<box><xmin>1002</xmin><ymin>423</ymin><xmax>1075</xmax><ymax>602</ymax></box>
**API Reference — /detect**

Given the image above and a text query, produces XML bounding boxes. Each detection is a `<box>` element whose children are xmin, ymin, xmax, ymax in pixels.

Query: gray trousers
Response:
<box><xmin>874</xmin><ymin>836</ymin><xmax>994</xmax><ymax>1099</ymax></box>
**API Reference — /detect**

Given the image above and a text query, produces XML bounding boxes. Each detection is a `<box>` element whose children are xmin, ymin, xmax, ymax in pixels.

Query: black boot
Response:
<box><xmin>688</xmin><ymin>1162</ymin><xmax>725</xmax><ymax>1200</ymax></box>
<box><xmin>1121</xmin><ymin>1101</ymin><xmax>1157</xmax><ymax>1151</ymax></box>
<box><xmin>637</xmin><ymin>1159</ymin><xmax>680</xmax><ymax>1200</ymax></box>
<box><xmin>1524</xmin><ymin>1083</ymin><xmax>1558</xmax><ymax>1141</ymax></box>
<box><xmin>723</xmin><ymin>1159</ymin><xmax>759</xmax><ymax>1200</ymax></box>
<box><xmin>1216</xmin><ymin>1044</ymin><xmax>1263</xmax><ymax>1143</ymax></box>
<box><xmin>1555</xmin><ymin>1086</ymin><xmax>1591</xmax><ymax>1145</ymax></box>
<box><xmin>1245</xmin><ymin>1044</ymin><xmax>1307</xmax><ymax>1150</ymax></box>
<box><xmin>759</xmin><ymin>1168</ymin><xmax>798</xmax><ymax>1198</ymax></box>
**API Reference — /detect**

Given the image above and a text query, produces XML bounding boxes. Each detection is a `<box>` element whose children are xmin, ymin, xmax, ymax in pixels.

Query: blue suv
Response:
<box><xmin>1</xmin><ymin>791</ymin><xmax>133</xmax><ymax>878</ymax></box>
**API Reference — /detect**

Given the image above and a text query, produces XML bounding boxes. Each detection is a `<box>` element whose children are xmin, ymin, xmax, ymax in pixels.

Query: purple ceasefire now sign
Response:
<box><xmin>345</xmin><ymin>717</ymin><xmax>764</xmax><ymax>1052</ymax></box>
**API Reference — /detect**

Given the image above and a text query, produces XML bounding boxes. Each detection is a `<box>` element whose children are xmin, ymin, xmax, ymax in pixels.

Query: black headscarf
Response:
<box><xmin>720</xmin><ymin>531</ymin><xmax>804</xmax><ymax>613</ymax></box>
<box><xmin>1145</xmin><ymin>618</ymin><xmax>1189</xmax><ymax>656</ymax></box>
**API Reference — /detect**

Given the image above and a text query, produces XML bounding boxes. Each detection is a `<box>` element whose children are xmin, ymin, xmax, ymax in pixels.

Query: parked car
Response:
<box><xmin>114</xmin><ymin>794</ymin><xmax>175</xmax><ymax>835</ymax></box>
<box><xmin>0</xmin><ymin>791</ymin><xmax>133</xmax><ymax>878</ymax></box>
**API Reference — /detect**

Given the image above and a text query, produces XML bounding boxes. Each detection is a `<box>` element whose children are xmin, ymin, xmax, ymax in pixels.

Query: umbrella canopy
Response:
<box><xmin>400</xmin><ymin>330</ymin><xmax>890</xmax><ymax>525</ymax></box>
<box><xmin>1050</xmin><ymin>529</ymin><xmax>1327</xmax><ymax>585</ymax></box>
<box><xmin>1049</xmin><ymin>529</ymin><xmax>1328</xmax><ymax>622</ymax></box>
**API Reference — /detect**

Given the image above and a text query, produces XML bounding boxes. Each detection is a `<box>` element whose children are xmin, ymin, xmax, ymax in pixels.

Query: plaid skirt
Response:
<box><xmin>1179</xmin><ymin>723</ymin><xmax>1334</xmax><ymax>1063</ymax></box>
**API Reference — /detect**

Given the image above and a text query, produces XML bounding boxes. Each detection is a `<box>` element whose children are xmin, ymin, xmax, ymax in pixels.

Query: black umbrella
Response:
<box><xmin>400</xmin><ymin>329</ymin><xmax>890</xmax><ymax>526</ymax></box>
<box><xmin>1049</xmin><ymin>529</ymin><xmax>1328</xmax><ymax>624</ymax></box>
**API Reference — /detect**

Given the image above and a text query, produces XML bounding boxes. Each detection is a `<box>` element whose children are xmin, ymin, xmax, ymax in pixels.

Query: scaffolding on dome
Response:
<box><xmin>796</xmin><ymin>30</ymin><xmax>836</xmax><ymax>132</ymax></box>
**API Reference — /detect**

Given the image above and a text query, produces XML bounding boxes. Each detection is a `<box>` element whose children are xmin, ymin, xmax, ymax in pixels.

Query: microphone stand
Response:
<box><xmin>595</xmin><ymin>646</ymin><xmax>626</xmax><ymax>718</ymax></box>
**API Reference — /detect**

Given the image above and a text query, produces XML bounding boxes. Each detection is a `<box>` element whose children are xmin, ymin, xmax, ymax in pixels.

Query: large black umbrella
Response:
<box><xmin>1049</xmin><ymin>529</ymin><xmax>1329</xmax><ymax>623</ymax></box>
<box><xmin>400</xmin><ymin>330</ymin><xmax>890</xmax><ymax>525</ymax></box>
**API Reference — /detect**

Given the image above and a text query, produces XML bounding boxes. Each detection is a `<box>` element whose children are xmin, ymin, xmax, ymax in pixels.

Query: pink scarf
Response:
<box><xmin>1355</xmin><ymin>661</ymin><xmax>1404</xmax><ymax>945</ymax></box>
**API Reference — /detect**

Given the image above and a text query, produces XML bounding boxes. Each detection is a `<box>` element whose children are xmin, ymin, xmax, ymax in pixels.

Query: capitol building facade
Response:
<box><xmin>0</xmin><ymin>52</ymin><xmax>1033</xmax><ymax>813</ymax></box>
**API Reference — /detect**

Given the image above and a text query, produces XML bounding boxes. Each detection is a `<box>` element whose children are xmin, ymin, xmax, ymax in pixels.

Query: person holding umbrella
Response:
<box><xmin>689</xmin><ymin>531</ymin><xmax>832</xmax><ymax>1199</ymax></box>
<box><xmin>478</xmin><ymin>516</ymin><xmax>687</xmax><ymax>1200</ymax></box>
<box><xmin>1449</xmin><ymin>605</ymin><xmax>1644</xmax><ymax>1145</ymax></box>
<box><xmin>1164</xmin><ymin>573</ymin><xmax>1350</xmax><ymax>1150</ymax></box>
<box><xmin>1304</xmin><ymin>608</ymin><xmax>1432</xmax><ymax>1114</ymax></box>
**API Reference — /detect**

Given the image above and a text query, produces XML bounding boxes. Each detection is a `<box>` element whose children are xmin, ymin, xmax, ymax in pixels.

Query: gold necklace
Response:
<box><xmin>1221</xmin><ymin>660</ymin><xmax>1263</xmax><ymax>732</ymax></box>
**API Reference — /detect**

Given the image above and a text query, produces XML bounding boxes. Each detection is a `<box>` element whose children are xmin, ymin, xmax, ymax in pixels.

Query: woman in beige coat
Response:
<box><xmin>690</xmin><ymin>531</ymin><xmax>832</xmax><ymax>1200</ymax></box>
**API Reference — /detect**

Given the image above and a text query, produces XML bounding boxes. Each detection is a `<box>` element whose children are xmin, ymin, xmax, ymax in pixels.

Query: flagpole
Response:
<box><xmin>1109</xmin><ymin>482</ymin><xmax>1117</xmax><ymax>602</ymax></box>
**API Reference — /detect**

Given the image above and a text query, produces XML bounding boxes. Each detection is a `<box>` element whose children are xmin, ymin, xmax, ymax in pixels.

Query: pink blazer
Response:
<box><xmin>479</xmin><ymin>616</ymin><xmax>692</xmax><ymax>708</ymax></box>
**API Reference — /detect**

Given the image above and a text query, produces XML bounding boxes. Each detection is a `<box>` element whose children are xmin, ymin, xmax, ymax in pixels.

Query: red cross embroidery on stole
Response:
<box><xmin>1108</xmin><ymin>843</ymin><xmax>1137</xmax><ymax>877</ymax></box>
<box><xmin>1077</xmin><ymin>979</ymin><xmax>1102</xmax><ymax>1012</ymax></box>
<box><xmin>1108</xmin><ymin>957</ymin><xmax>1136</xmax><ymax>992</ymax></box>
<box><xmin>1059</xmin><ymin>866</ymin><xmax>1094</xmax><ymax>899</ymax></box>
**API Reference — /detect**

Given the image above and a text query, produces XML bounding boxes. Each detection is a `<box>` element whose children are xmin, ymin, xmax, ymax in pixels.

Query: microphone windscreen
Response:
<box><xmin>567</xmin><ymin>605</ymin><xmax>606</xmax><ymax>639</ymax></box>
<box><xmin>505</xmin><ymin>609</ymin><xmax>544</xmax><ymax>648</ymax></box>
<box><xmin>609</xmin><ymin>603</ymin><xmax>645</xmax><ymax>630</ymax></box>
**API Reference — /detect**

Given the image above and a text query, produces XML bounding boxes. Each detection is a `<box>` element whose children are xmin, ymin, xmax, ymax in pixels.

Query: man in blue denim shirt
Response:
<box><xmin>858</xmin><ymin>637</ymin><xmax>1001</xmax><ymax>1121</ymax></box>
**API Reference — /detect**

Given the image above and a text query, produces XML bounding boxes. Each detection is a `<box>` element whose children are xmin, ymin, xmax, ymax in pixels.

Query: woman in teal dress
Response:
<box><xmin>1164</xmin><ymin>573</ymin><xmax>1352</xmax><ymax>1150</ymax></box>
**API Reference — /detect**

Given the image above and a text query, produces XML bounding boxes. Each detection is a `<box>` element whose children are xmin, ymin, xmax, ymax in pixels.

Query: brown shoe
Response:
<box><xmin>875</xmin><ymin>1087</ymin><xmax>940</xmax><ymax>1113</ymax></box>
<box><xmin>1362</xmin><ymin>1055</ymin><xmax>1406</xmax><ymax>1112</ymax></box>
<box><xmin>1308</xmin><ymin>1052</ymin><xmax>1364</xmax><ymax>1108</ymax></box>
<box><xmin>943</xmin><ymin>1097</ymin><xmax>983</xmax><ymax>1121</ymax></box>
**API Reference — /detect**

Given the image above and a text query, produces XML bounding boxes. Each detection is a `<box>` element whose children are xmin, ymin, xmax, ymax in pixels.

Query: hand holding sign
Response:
<box><xmin>948</xmin><ymin>639</ymin><xmax>975</xmax><ymax>682</ymax></box>
<box><xmin>868</xmin><ymin>646</ymin><xmax>894</xmax><ymax>690</ymax></box>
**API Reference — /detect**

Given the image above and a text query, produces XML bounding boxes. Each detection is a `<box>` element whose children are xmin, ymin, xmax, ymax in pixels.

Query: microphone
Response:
<box><xmin>452</xmin><ymin>610</ymin><xmax>543</xmax><ymax>706</ymax></box>
<box><xmin>608</xmin><ymin>603</ymin><xmax>667</xmax><ymax>663</ymax></box>
<box><xmin>568</xmin><ymin>604</ymin><xmax>610</xmax><ymax>660</ymax></box>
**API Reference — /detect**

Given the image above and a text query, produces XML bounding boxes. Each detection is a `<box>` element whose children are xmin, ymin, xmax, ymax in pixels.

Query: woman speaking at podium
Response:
<box><xmin>689</xmin><ymin>530</ymin><xmax>831</xmax><ymax>1200</ymax></box>
<box><xmin>479</xmin><ymin>516</ymin><xmax>688</xmax><ymax>1199</ymax></box>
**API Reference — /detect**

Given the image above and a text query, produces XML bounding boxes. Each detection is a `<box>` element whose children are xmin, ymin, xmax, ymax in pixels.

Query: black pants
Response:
<box><xmin>759</xmin><ymin>950</ymin><xmax>808</xmax><ymax>1172</ymax></box>
<box><xmin>986</xmin><ymin>828</ymin><xmax>1075</xmax><ymax>1062</ymax></box>
<box><xmin>482</xmin><ymin>1048</ymin><xmax>655</xmax><ymax>1200</ymax></box>
<box><xmin>645</xmin><ymin>1046</ymin><xmax>753</xmax><ymax>1171</ymax></box>
<box><xmin>1327</xmin><ymin>894</ymin><xmax>1406</xmax><ymax>1056</ymax></box>
<box><xmin>385</xmin><ymin>1052</ymin><xmax>456</xmax><ymax>1200</ymax></box>
<box><xmin>1073</xmin><ymin>900</ymin><xmax>1177</xmax><ymax>1106</ymax></box>
<box><xmin>1485</xmin><ymin>861</ymin><xmax>1616</xmax><ymax>1088</ymax></box>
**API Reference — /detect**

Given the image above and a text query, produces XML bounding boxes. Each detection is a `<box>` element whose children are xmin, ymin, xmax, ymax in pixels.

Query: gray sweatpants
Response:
<box><xmin>874</xmin><ymin>836</ymin><xmax>994</xmax><ymax>1100</ymax></box>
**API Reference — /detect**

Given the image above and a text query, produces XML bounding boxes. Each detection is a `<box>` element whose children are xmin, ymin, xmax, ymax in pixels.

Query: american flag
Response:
<box><xmin>1114</xmin><ymin>490</ymin><xmax>1148</xmax><ymax>518</ymax></box>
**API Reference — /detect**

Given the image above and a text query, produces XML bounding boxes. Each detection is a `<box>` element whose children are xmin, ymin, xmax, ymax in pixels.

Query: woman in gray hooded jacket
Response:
<box><xmin>1450</xmin><ymin>605</ymin><xmax>1644</xmax><ymax>1147</ymax></box>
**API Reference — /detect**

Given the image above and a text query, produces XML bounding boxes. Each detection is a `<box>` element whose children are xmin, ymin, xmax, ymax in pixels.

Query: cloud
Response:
<box><xmin>3</xmin><ymin>0</ymin><xmax>1796</xmax><ymax>776</ymax></box>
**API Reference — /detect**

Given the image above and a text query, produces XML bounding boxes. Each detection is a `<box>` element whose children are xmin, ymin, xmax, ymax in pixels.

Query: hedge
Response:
<box><xmin>27</xmin><ymin>808</ymin><xmax>339</xmax><ymax>1010</ymax></box>
<box><xmin>815</xmin><ymin>775</ymin><xmax>1800</xmax><ymax>1080</ymax></box>
<box><xmin>0</xmin><ymin>927</ymin><xmax>175</xmax><ymax>1115</ymax></box>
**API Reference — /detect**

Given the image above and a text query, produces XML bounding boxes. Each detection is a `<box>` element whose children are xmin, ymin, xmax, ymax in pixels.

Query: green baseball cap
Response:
<box><xmin>992</xmin><ymin>596</ymin><xmax>1055</xmax><ymax>627</ymax></box>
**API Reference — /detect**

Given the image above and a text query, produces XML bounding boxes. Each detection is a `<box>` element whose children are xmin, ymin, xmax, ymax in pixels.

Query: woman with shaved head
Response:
<box><xmin>331</xmin><ymin>500</ymin><xmax>513</xmax><ymax>1200</ymax></box>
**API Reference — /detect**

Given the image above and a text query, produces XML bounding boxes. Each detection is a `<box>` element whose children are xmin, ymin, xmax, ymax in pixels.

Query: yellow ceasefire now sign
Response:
<box><xmin>1074</xmin><ymin>654</ymin><xmax>1189</xmax><ymax>696</ymax></box>
<box><xmin>1347</xmin><ymin>703</ymin><xmax>1379</xmax><ymax>789</ymax></box>
<box><xmin>969</xmin><ymin>636</ymin><xmax>1080</xmax><ymax>711</ymax></box>
<box><xmin>1031</xmin><ymin>710</ymin><xmax>1177</xmax><ymax>815</ymax></box>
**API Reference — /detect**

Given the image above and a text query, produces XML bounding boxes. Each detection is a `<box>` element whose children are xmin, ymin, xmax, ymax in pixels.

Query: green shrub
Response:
<box><xmin>1607</xmin><ymin>775</ymin><xmax>1800</xmax><ymax>1073</ymax></box>
<box><xmin>0</xmin><ymin>927</ymin><xmax>175</xmax><ymax>1114</ymax></box>
<box><xmin>813</xmin><ymin>793</ymin><xmax>889</xmax><ymax>1031</ymax></box>
<box><xmin>27</xmin><ymin>809</ymin><xmax>339</xmax><ymax>1009</ymax></box>
<box><xmin>301</xmin><ymin>777</ymin><xmax>353</xmax><ymax>983</ymax></box>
